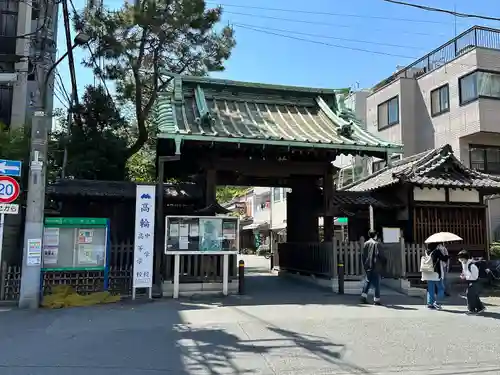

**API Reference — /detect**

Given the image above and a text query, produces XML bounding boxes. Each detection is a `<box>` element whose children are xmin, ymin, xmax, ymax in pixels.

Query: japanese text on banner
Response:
<box><xmin>133</xmin><ymin>185</ymin><xmax>156</xmax><ymax>288</ymax></box>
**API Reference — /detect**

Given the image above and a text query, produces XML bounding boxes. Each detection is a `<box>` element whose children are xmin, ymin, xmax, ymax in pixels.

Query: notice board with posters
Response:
<box><xmin>165</xmin><ymin>215</ymin><xmax>239</xmax><ymax>254</ymax></box>
<box><xmin>42</xmin><ymin>217</ymin><xmax>110</xmax><ymax>271</ymax></box>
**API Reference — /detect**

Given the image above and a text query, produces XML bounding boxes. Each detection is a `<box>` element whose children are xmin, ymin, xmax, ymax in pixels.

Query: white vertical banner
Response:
<box><xmin>133</xmin><ymin>185</ymin><xmax>156</xmax><ymax>289</ymax></box>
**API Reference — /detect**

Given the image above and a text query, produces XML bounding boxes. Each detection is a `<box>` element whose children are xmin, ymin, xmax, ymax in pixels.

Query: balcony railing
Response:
<box><xmin>373</xmin><ymin>26</ymin><xmax>500</xmax><ymax>92</ymax></box>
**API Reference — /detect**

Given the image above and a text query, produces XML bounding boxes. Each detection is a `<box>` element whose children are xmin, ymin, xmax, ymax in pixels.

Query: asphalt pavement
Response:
<box><xmin>1</xmin><ymin>255</ymin><xmax>500</xmax><ymax>375</ymax></box>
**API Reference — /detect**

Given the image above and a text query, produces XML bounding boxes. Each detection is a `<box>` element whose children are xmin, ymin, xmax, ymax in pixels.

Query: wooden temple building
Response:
<box><xmin>340</xmin><ymin>144</ymin><xmax>500</xmax><ymax>259</ymax></box>
<box><xmin>152</xmin><ymin>75</ymin><xmax>402</xmax><ymax>291</ymax></box>
<box><xmin>41</xmin><ymin>77</ymin><xmax>500</xmax><ymax>295</ymax></box>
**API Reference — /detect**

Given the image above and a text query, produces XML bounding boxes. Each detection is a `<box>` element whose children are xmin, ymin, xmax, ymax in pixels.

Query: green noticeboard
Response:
<box><xmin>44</xmin><ymin>217</ymin><xmax>108</xmax><ymax>227</ymax></box>
<box><xmin>336</xmin><ymin>217</ymin><xmax>348</xmax><ymax>224</ymax></box>
<box><xmin>42</xmin><ymin>217</ymin><xmax>110</xmax><ymax>275</ymax></box>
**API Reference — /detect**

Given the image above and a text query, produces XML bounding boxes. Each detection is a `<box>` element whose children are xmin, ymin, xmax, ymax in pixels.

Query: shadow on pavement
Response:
<box><xmin>185</xmin><ymin>271</ymin><xmax>494</xmax><ymax>310</ymax></box>
<box><xmin>0</xmin><ymin>300</ymin><xmax>369</xmax><ymax>374</ymax></box>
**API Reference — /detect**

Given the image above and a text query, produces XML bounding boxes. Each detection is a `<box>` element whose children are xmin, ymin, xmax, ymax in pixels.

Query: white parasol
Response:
<box><xmin>424</xmin><ymin>232</ymin><xmax>463</xmax><ymax>244</ymax></box>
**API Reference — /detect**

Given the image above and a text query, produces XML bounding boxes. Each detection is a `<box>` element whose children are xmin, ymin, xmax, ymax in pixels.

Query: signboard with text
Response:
<box><xmin>132</xmin><ymin>185</ymin><xmax>156</xmax><ymax>289</ymax></box>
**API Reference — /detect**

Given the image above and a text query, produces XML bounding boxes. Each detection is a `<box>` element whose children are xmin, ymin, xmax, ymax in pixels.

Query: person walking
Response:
<box><xmin>437</xmin><ymin>243</ymin><xmax>450</xmax><ymax>296</ymax></box>
<box><xmin>458</xmin><ymin>250</ymin><xmax>485</xmax><ymax>315</ymax></box>
<box><xmin>360</xmin><ymin>230</ymin><xmax>386</xmax><ymax>305</ymax></box>
<box><xmin>420</xmin><ymin>242</ymin><xmax>449</xmax><ymax>310</ymax></box>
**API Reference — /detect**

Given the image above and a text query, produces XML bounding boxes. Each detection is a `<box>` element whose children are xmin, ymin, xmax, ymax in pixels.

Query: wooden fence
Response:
<box><xmin>164</xmin><ymin>254</ymin><xmax>238</xmax><ymax>283</ymax></box>
<box><xmin>0</xmin><ymin>240</ymin><xmax>239</xmax><ymax>301</ymax></box>
<box><xmin>0</xmin><ymin>241</ymin><xmax>134</xmax><ymax>301</ymax></box>
<box><xmin>278</xmin><ymin>240</ymin><xmax>428</xmax><ymax>279</ymax></box>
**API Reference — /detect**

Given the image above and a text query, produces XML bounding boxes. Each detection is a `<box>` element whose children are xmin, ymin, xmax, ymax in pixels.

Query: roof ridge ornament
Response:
<box><xmin>173</xmin><ymin>77</ymin><xmax>183</xmax><ymax>101</ymax></box>
<box><xmin>337</xmin><ymin>121</ymin><xmax>354</xmax><ymax>138</ymax></box>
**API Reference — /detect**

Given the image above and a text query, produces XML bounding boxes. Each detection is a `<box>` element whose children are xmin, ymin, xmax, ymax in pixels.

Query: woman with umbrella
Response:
<box><xmin>421</xmin><ymin>232</ymin><xmax>460</xmax><ymax>309</ymax></box>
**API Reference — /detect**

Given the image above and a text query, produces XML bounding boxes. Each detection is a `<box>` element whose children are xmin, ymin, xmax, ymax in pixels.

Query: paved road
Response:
<box><xmin>1</xmin><ymin>255</ymin><xmax>500</xmax><ymax>375</ymax></box>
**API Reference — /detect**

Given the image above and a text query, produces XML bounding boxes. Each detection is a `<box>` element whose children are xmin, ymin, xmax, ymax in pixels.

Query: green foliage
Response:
<box><xmin>0</xmin><ymin>124</ymin><xmax>29</xmax><ymax>161</ymax></box>
<box><xmin>127</xmin><ymin>147</ymin><xmax>155</xmax><ymax>182</ymax></box>
<box><xmin>491</xmin><ymin>242</ymin><xmax>500</xmax><ymax>259</ymax></box>
<box><xmin>51</xmin><ymin>85</ymin><xmax>130</xmax><ymax>181</ymax></box>
<box><xmin>216</xmin><ymin>186</ymin><xmax>249</xmax><ymax>204</ymax></box>
<box><xmin>74</xmin><ymin>0</ymin><xmax>236</xmax><ymax>157</ymax></box>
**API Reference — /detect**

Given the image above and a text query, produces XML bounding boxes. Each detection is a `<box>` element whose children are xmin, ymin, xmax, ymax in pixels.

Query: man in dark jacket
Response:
<box><xmin>360</xmin><ymin>230</ymin><xmax>386</xmax><ymax>305</ymax></box>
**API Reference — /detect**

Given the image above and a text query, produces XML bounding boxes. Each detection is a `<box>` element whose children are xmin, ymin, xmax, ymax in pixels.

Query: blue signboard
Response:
<box><xmin>0</xmin><ymin>159</ymin><xmax>22</xmax><ymax>177</ymax></box>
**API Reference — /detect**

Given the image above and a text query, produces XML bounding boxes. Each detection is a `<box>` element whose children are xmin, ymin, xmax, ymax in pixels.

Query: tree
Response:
<box><xmin>51</xmin><ymin>85</ymin><xmax>130</xmax><ymax>180</ymax></box>
<box><xmin>0</xmin><ymin>124</ymin><xmax>29</xmax><ymax>161</ymax></box>
<box><xmin>75</xmin><ymin>0</ymin><xmax>236</xmax><ymax>158</ymax></box>
<box><xmin>216</xmin><ymin>186</ymin><xmax>249</xmax><ymax>204</ymax></box>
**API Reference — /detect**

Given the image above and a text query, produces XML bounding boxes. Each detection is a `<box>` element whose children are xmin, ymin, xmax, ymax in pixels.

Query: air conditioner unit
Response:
<box><xmin>0</xmin><ymin>73</ymin><xmax>18</xmax><ymax>83</ymax></box>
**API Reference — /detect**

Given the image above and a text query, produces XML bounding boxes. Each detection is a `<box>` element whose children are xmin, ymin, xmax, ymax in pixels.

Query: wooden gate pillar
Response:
<box><xmin>323</xmin><ymin>165</ymin><xmax>334</xmax><ymax>242</ymax></box>
<box><xmin>287</xmin><ymin>178</ymin><xmax>320</xmax><ymax>243</ymax></box>
<box><xmin>205</xmin><ymin>168</ymin><xmax>217</xmax><ymax>205</ymax></box>
<box><xmin>154</xmin><ymin>157</ymin><xmax>166</xmax><ymax>294</ymax></box>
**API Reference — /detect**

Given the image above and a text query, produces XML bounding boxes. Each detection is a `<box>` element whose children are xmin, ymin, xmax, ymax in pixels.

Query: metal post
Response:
<box><xmin>269</xmin><ymin>188</ymin><xmax>274</xmax><ymax>269</ymax></box>
<box><xmin>238</xmin><ymin>259</ymin><xmax>245</xmax><ymax>294</ymax></box>
<box><xmin>0</xmin><ymin>214</ymin><xmax>4</xmax><ymax>269</ymax></box>
<box><xmin>338</xmin><ymin>262</ymin><xmax>344</xmax><ymax>295</ymax></box>
<box><xmin>18</xmin><ymin>112</ymin><xmax>47</xmax><ymax>309</ymax></box>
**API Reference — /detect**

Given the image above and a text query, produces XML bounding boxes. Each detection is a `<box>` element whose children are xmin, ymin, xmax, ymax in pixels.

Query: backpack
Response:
<box><xmin>420</xmin><ymin>250</ymin><xmax>435</xmax><ymax>273</ymax></box>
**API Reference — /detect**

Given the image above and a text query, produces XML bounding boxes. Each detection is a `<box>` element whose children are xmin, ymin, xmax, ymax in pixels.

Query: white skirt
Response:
<box><xmin>421</xmin><ymin>271</ymin><xmax>440</xmax><ymax>281</ymax></box>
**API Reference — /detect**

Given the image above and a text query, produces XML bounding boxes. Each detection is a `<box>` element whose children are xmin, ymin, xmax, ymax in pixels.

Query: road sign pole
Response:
<box><xmin>18</xmin><ymin>113</ymin><xmax>47</xmax><ymax>309</ymax></box>
<box><xmin>0</xmin><ymin>213</ymin><xmax>4</xmax><ymax>272</ymax></box>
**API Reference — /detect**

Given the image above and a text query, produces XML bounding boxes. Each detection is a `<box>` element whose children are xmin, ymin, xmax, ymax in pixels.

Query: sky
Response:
<box><xmin>53</xmin><ymin>0</ymin><xmax>500</xmax><ymax>110</ymax></box>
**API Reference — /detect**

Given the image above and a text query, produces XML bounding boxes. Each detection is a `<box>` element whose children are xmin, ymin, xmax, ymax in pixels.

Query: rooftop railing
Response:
<box><xmin>373</xmin><ymin>26</ymin><xmax>500</xmax><ymax>92</ymax></box>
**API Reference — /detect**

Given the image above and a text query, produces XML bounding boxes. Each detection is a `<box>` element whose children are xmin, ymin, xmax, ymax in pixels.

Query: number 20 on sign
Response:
<box><xmin>0</xmin><ymin>176</ymin><xmax>20</xmax><ymax>204</ymax></box>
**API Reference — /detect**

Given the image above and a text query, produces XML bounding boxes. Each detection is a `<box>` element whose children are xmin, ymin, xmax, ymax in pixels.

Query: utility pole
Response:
<box><xmin>9</xmin><ymin>0</ymin><xmax>32</xmax><ymax>128</ymax></box>
<box><xmin>18</xmin><ymin>0</ymin><xmax>90</xmax><ymax>309</ymax></box>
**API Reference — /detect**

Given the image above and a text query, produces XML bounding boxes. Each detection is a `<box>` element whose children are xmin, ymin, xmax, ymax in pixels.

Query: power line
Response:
<box><xmin>233</xmin><ymin>23</ymin><xmax>427</xmax><ymax>51</ymax></box>
<box><xmin>236</xmin><ymin>23</ymin><xmax>500</xmax><ymax>75</ymax></box>
<box><xmin>223</xmin><ymin>10</ymin><xmax>449</xmax><ymax>37</ymax></box>
<box><xmin>55</xmin><ymin>70</ymin><xmax>72</xmax><ymax>103</ymax></box>
<box><xmin>234</xmin><ymin>24</ymin><xmax>418</xmax><ymax>59</ymax></box>
<box><xmin>68</xmin><ymin>0</ymin><xmax>113</xmax><ymax>100</ymax></box>
<box><xmin>381</xmin><ymin>0</ymin><xmax>500</xmax><ymax>22</ymax></box>
<box><xmin>210</xmin><ymin>1</ymin><xmax>454</xmax><ymax>25</ymax></box>
<box><xmin>61</xmin><ymin>0</ymin><xmax>79</xmax><ymax>108</ymax></box>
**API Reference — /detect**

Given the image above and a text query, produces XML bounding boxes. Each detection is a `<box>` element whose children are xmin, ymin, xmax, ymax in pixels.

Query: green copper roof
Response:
<box><xmin>154</xmin><ymin>76</ymin><xmax>403</xmax><ymax>154</ymax></box>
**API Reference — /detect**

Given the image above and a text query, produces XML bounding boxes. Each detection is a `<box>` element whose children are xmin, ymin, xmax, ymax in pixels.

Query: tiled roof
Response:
<box><xmin>194</xmin><ymin>202</ymin><xmax>231</xmax><ymax>215</ymax></box>
<box><xmin>154</xmin><ymin>76</ymin><xmax>403</xmax><ymax>154</ymax></box>
<box><xmin>331</xmin><ymin>192</ymin><xmax>400</xmax><ymax>208</ymax></box>
<box><xmin>47</xmin><ymin>179</ymin><xmax>202</xmax><ymax>200</ymax></box>
<box><xmin>341</xmin><ymin>144</ymin><xmax>500</xmax><ymax>192</ymax></box>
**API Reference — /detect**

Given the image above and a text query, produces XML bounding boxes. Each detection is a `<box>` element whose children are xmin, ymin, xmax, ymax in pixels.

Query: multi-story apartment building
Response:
<box><xmin>0</xmin><ymin>0</ymin><xmax>58</xmax><ymax>129</ymax></box>
<box><xmin>343</xmin><ymin>25</ymin><xmax>500</xmax><ymax>241</ymax></box>
<box><xmin>366</xmin><ymin>26</ymin><xmax>500</xmax><ymax>170</ymax></box>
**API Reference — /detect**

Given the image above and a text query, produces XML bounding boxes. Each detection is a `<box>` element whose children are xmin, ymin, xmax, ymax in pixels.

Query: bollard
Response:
<box><xmin>238</xmin><ymin>260</ymin><xmax>245</xmax><ymax>295</ymax></box>
<box><xmin>270</xmin><ymin>252</ymin><xmax>274</xmax><ymax>270</ymax></box>
<box><xmin>338</xmin><ymin>263</ymin><xmax>344</xmax><ymax>295</ymax></box>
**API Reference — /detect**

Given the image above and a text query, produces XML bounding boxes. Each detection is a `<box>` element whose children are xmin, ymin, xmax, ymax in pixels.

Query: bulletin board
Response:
<box><xmin>165</xmin><ymin>215</ymin><xmax>239</xmax><ymax>253</ymax></box>
<box><xmin>42</xmin><ymin>217</ymin><xmax>110</xmax><ymax>271</ymax></box>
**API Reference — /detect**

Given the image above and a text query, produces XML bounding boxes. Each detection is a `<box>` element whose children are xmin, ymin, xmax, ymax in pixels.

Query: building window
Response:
<box><xmin>377</xmin><ymin>96</ymin><xmax>399</xmax><ymax>130</ymax></box>
<box><xmin>372</xmin><ymin>154</ymin><xmax>402</xmax><ymax>173</ymax></box>
<box><xmin>430</xmin><ymin>84</ymin><xmax>449</xmax><ymax>116</ymax></box>
<box><xmin>31</xmin><ymin>1</ymin><xmax>40</xmax><ymax>20</ymax></box>
<box><xmin>372</xmin><ymin>160</ymin><xmax>385</xmax><ymax>172</ymax></box>
<box><xmin>273</xmin><ymin>187</ymin><xmax>281</xmax><ymax>202</ymax></box>
<box><xmin>469</xmin><ymin>145</ymin><xmax>500</xmax><ymax>174</ymax></box>
<box><xmin>459</xmin><ymin>70</ymin><xmax>500</xmax><ymax>105</ymax></box>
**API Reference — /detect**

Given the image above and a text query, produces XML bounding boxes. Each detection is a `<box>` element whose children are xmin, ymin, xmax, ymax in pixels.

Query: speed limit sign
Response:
<box><xmin>0</xmin><ymin>176</ymin><xmax>20</xmax><ymax>204</ymax></box>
